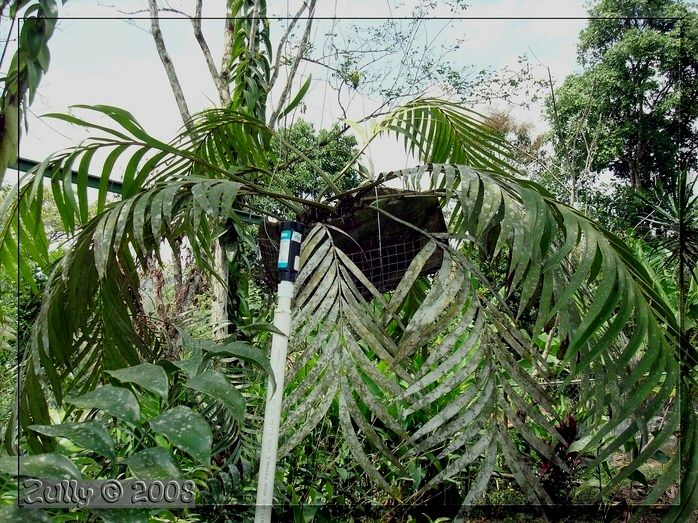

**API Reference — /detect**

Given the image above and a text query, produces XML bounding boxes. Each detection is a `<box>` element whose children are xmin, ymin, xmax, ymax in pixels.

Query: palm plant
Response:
<box><xmin>639</xmin><ymin>170</ymin><xmax>698</xmax><ymax>521</ymax></box>
<box><xmin>0</xmin><ymin>95</ymin><xmax>692</xmax><ymax>517</ymax></box>
<box><xmin>0</xmin><ymin>2</ymin><xmax>694</xmax><ymax>518</ymax></box>
<box><xmin>643</xmin><ymin>171</ymin><xmax>698</xmax><ymax>348</ymax></box>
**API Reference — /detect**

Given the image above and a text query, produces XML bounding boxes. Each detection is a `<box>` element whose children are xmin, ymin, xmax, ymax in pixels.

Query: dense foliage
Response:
<box><xmin>547</xmin><ymin>0</ymin><xmax>697</xmax><ymax>229</ymax></box>
<box><xmin>0</xmin><ymin>0</ymin><xmax>695</xmax><ymax>521</ymax></box>
<box><xmin>262</xmin><ymin>119</ymin><xmax>361</xmax><ymax>219</ymax></box>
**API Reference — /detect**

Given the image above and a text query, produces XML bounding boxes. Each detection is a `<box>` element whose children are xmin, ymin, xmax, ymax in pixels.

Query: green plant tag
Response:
<box><xmin>278</xmin><ymin>229</ymin><xmax>291</xmax><ymax>268</ymax></box>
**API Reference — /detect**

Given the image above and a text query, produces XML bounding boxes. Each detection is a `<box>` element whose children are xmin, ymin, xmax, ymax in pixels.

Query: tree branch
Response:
<box><xmin>191</xmin><ymin>0</ymin><xmax>230</xmax><ymax>105</ymax></box>
<box><xmin>298</xmin><ymin>55</ymin><xmax>344</xmax><ymax>76</ymax></box>
<box><xmin>268</xmin><ymin>0</ymin><xmax>309</xmax><ymax>93</ymax></box>
<box><xmin>246</xmin><ymin>0</ymin><xmax>262</xmax><ymax>55</ymax></box>
<box><xmin>220</xmin><ymin>9</ymin><xmax>235</xmax><ymax>84</ymax></box>
<box><xmin>147</xmin><ymin>0</ymin><xmax>192</xmax><ymax>127</ymax></box>
<box><xmin>268</xmin><ymin>0</ymin><xmax>317</xmax><ymax>129</ymax></box>
<box><xmin>581</xmin><ymin>115</ymin><xmax>602</xmax><ymax>183</ymax></box>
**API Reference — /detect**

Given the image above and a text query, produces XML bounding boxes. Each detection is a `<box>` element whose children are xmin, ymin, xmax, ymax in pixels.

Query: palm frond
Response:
<box><xmin>375</xmin><ymin>99</ymin><xmax>516</xmax><ymax>173</ymax></box>
<box><xmin>279</xmin><ymin>225</ymin><xmax>410</xmax><ymax>498</ymax></box>
<box><xmin>281</xmin><ymin>162</ymin><xmax>682</xmax><ymax>509</ymax></box>
<box><xmin>0</xmin><ymin>105</ymin><xmax>330</xmax><ymax>297</ymax></box>
<box><xmin>12</xmin><ymin>176</ymin><xmax>254</xmax><ymax>450</ymax></box>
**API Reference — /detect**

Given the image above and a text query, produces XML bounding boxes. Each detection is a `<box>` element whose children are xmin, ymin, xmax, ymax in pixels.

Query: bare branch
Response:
<box><xmin>220</xmin><ymin>11</ymin><xmax>235</xmax><ymax>83</ymax></box>
<box><xmin>99</xmin><ymin>6</ymin><xmax>148</xmax><ymax>15</ymax></box>
<box><xmin>98</xmin><ymin>3</ymin><xmax>186</xmax><ymax>17</ymax></box>
<box><xmin>567</xmin><ymin>77</ymin><xmax>597</xmax><ymax>163</ymax></box>
<box><xmin>529</xmin><ymin>49</ymin><xmax>592</xmax><ymax>203</ymax></box>
<box><xmin>268</xmin><ymin>0</ymin><xmax>317</xmax><ymax>129</ymax></box>
<box><xmin>336</xmin><ymin>80</ymin><xmax>348</xmax><ymax>122</ymax></box>
<box><xmin>191</xmin><ymin>0</ymin><xmax>230</xmax><ymax>105</ymax></box>
<box><xmin>268</xmin><ymin>0</ymin><xmax>310</xmax><ymax>93</ymax></box>
<box><xmin>147</xmin><ymin>0</ymin><xmax>192</xmax><ymax>127</ymax></box>
<box><xmin>545</xmin><ymin>65</ymin><xmax>566</xmax><ymax>159</ymax></box>
<box><xmin>299</xmin><ymin>55</ymin><xmax>344</xmax><ymax>77</ymax></box>
<box><xmin>157</xmin><ymin>6</ymin><xmax>188</xmax><ymax>17</ymax></box>
<box><xmin>582</xmin><ymin>116</ymin><xmax>602</xmax><ymax>182</ymax></box>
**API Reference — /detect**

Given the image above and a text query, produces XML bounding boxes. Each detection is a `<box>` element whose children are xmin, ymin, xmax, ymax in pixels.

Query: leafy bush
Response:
<box><xmin>0</xmin><ymin>333</ymin><xmax>271</xmax><ymax>522</ymax></box>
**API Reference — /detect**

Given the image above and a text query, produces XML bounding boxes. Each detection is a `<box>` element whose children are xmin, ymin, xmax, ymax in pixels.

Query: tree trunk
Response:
<box><xmin>628</xmin><ymin>157</ymin><xmax>642</xmax><ymax>189</ymax></box>
<box><xmin>212</xmin><ymin>240</ymin><xmax>228</xmax><ymax>340</ymax></box>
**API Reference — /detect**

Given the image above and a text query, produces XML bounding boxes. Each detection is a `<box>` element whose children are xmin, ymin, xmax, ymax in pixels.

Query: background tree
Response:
<box><xmin>262</xmin><ymin>119</ymin><xmax>360</xmax><ymax>218</ymax></box>
<box><xmin>292</xmin><ymin>2</ymin><xmax>546</xmax><ymax>122</ymax></box>
<box><xmin>547</xmin><ymin>0</ymin><xmax>698</xmax><ymax>230</ymax></box>
<box><xmin>484</xmin><ymin>110</ymin><xmax>548</xmax><ymax>179</ymax></box>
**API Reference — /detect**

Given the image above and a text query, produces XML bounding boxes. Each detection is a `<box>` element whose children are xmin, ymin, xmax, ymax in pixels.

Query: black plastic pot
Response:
<box><xmin>257</xmin><ymin>188</ymin><xmax>446</xmax><ymax>295</ymax></box>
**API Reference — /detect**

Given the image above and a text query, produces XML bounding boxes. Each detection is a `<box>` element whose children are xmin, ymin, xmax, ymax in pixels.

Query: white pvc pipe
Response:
<box><xmin>254</xmin><ymin>280</ymin><xmax>294</xmax><ymax>523</ymax></box>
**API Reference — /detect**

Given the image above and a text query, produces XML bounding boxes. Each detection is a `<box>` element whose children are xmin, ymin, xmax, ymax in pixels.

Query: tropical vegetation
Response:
<box><xmin>0</xmin><ymin>0</ymin><xmax>696</xmax><ymax>521</ymax></box>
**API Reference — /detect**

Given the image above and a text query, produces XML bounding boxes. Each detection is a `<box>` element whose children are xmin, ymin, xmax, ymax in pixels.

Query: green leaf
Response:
<box><xmin>0</xmin><ymin>454</ymin><xmax>82</xmax><ymax>479</ymax></box>
<box><xmin>106</xmin><ymin>363</ymin><xmax>169</xmax><ymax>400</ymax></box>
<box><xmin>29</xmin><ymin>422</ymin><xmax>115</xmax><ymax>459</ymax></box>
<box><xmin>65</xmin><ymin>385</ymin><xmax>140</xmax><ymax>424</ymax></box>
<box><xmin>628</xmin><ymin>469</ymin><xmax>648</xmax><ymax>486</ymax></box>
<box><xmin>125</xmin><ymin>447</ymin><xmax>181</xmax><ymax>479</ymax></box>
<box><xmin>202</xmin><ymin>341</ymin><xmax>275</xmax><ymax>391</ymax></box>
<box><xmin>239</xmin><ymin>322</ymin><xmax>284</xmax><ymax>337</ymax></box>
<box><xmin>37</xmin><ymin>45</ymin><xmax>51</xmax><ymax>72</ymax></box>
<box><xmin>0</xmin><ymin>506</ymin><xmax>52</xmax><ymax>522</ymax></box>
<box><xmin>173</xmin><ymin>334</ymin><xmax>203</xmax><ymax>379</ymax></box>
<box><xmin>184</xmin><ymin>369</ymin><xmax>246</xmax><ymax>426</ymax></box>
<box><xmin>277</xmin><ymin>75</ymin><xmax>312</xmax><ymax>120</ymax></box>
<box><xmin>150</xmin><ymin>406</ymin><xmax>212</xmax><ymax>465</ymax></box>
<box><xmin>90</xmin><ymin>509</ymin><xmax>149</xmax><ymax>523</ymax></box>
<box><xmin>567</xmin><ymin>435</ymin><xmax>595</xmax><ymax>454</ymax></box>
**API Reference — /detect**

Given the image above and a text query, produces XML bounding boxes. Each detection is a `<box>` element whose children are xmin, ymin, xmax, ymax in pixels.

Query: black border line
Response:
<box><xmin>9</xmin><ymin>16</ymin><xmax>691</xmax><ymax>20</ymax></box>
<box><xmin>15</xmin><ymin>14</ymin><xmax>21</xmax><ymax>508</ymax></box>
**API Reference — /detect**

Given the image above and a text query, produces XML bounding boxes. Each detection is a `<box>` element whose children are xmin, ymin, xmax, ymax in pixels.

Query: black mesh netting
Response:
<box><xmin>255</xmin><ymin>190</ymin><xmax>447</xmax><ymax>297</ymax></box>
<box><xmin>258</xmin><ymin>234</ymin><xmax>441</xmax><ymax>295</ymax></box>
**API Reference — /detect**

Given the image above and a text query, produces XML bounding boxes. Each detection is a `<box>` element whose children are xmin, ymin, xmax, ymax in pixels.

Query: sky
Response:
<box><xmin>3</xmin><ymin>0</ymin><xmax>589</xmax><ymax>180</ymax></box>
